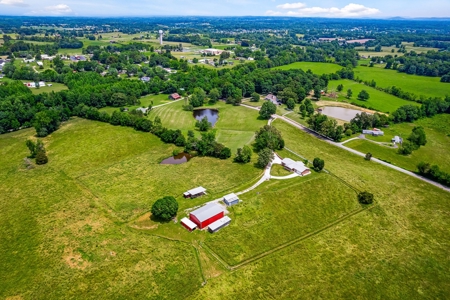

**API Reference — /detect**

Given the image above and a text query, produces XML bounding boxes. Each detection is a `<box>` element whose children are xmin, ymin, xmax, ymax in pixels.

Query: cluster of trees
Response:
<box><xmin>313</xmin><ymin>157</ymin><xmax>325</xmax><ymax>171</ymax></box>
<box><xmin>398</xmin><ymin>126</ymin><xmax>427</xmax><ymax>155</ymax></box>
<box><xmin>348</xmin><ymin>112</ymin><xmax>390</xmax><ymax>133</ymax></box>
<box><xmin>184</xmin><ymin>130</ymin><xmax>231</xmax><ymax>159</ymax></box>
<box><xmin>417</xmin><ymin>162</ymin><xmax>450</xmax><ymax>187</ymax></box>
<box><xmin>151</xmin><ymin>196</ymin><xmax>178</xmax><ymax>221</ymax></box>
<box><xmin>391</xmin><ymin>98</ymin><xmax>450</xmax><ymax>123</ymax></box>
<box><xmin>383</xmin><ymin>51</ymin><xmax>450</xmax><ymax>78</ymax></box>
<box><xmin>307</xmin><ymin>114</ymin><xmax>344</xmax><ymax>142</ymax></box>
<box><xmin>26</xmin><ymin>139</ymin><xmax>48</xmax><ymax>165</ymax></box>
<box><xmin>254</xmin><ymin>125</ymin><xmax>284</xmax><ymax>168</ymax></box>
<box><xmin>234</xmin><ymin>145</ymin><xmax>252</xmax><ymax>164</ymax></box>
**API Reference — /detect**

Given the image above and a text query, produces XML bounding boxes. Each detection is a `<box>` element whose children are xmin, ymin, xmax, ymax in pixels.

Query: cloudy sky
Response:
<box><xmin>0</xmin><ymin>0</ymin><xmax>449</xmax><ymax>18</ymax></box>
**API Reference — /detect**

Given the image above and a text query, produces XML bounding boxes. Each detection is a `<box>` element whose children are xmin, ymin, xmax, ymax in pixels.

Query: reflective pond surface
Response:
<box><xmin>193</xmin><ymin>109</ymin><xmax>219</xmax><ymax>126</ymax></box>
<box><xmin>320</xmin><ymin>106</ymin><xmax>366</xmax><ymax>122</ymax></box>
<box><xmin>160</xmin><ymin>153</ymin><xmax>193</xmax><ymax>165</ymax></box>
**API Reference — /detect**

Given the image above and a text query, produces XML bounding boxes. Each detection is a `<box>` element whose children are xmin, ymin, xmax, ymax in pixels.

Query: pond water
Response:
<box><xmin>320</xmin><ymin>106</ymin><xmax>366</xmax><ymax>122</ymax></box>
<box><xmin>193</xmin><ymin>109</ymin><xmax>219</xmax><ymax>126</ymax></box>
<box><xmin>160</xmin><ymin>153</ymin><xmax>193</xmax><ymax>165</ymax></box>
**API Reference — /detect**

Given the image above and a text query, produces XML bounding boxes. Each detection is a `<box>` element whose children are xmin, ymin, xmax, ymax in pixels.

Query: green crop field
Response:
<box><xmin>205</xmin><ymin>173</ymin><xmax>359</xmax><ymax>265</ymax></box>
<box><xmin>327</xmin><ymin>79</ymin><xmax>419</xmax><ymax>113</ymax></box>
<box><xmin>190</xmin><ymin>119</ymin><xmax>450</xmax><ymax>299</ymax></box>
<box><xmin>354</xmin><ymin>65</ymin><xmax>450</xmax><ymax>99</ymax></box>
<box><xmin>148</xmin><ymin>100</ymin><xmax>267</xmax><ymax>151</ymax></box>
<box><xmin>344</xmin><ymin>114</ymin><xmax>450</xmax><ymax>173</ymax></box>
<box><xmin>273</xmin><ymin>62</ymin><xmax>343</xmax><ymax>75</ymax></box>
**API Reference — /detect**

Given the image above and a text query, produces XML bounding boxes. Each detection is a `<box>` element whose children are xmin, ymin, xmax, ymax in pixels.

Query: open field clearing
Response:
<box><xmin>0</xmin><ymin>123</ymin><xmax>203</xmax><ymax>299</ymax></box>
<box><xmin>326</xmin><ymin>79</ymin><xmax>419</xmax><ymax>113</ymax></box>
<box><xmin>356</xmin><ymin>43</ymin><xmax>439</xmax><ymax>57</ymax></box>
<box><xmin>148</xmin><ymin>100</ymin><xmax>267</xmax><ymax>151</ymax></box>
<box><xmin>205</xmin><ymin>173</ymin><xmax>359</xmax><ymax>265</ymax></box>
<box><xmin>345</xmin><ymin>114</ymin><xmax>450</xmax><ymax>173</ymax></box>
<box><xmin>354</xmin><ymin>66</ymin><xmax>450</xmax><ymax>99</ymax></box>
<box><xmin>99</xmin><ymin>93</ymin><xmax>172</xmax><ymax>115</ymax></box>
<box><xmin>190</xmin><ymin>119</ymin><xmax>450</xmax><ymax>299</ymax></box>
<box><xmin>273</xmin><ymin>61</ymin><xmax>343</xmax><ymax>74</ymax></box>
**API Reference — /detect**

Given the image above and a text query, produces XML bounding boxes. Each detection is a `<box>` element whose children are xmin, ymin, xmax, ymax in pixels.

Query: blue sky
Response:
<box><xmin>0</xmin><ymin>0</ymin><xmax>449</xmax><ymax>18</ymax></box>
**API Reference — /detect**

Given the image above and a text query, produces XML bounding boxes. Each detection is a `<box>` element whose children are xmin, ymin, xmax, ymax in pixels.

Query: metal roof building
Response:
<box><xmin>223</xmin><ymin>193</ymin><xmax>239</xmax><ymax>206</ymax></box>
<box><xmin>208</xmin><ymin>216</ymin><xmax>231</xmax><ymax>233</ymax></box>
<box><xmin>183</xmin><ymin>186</ymin><xmax>206</xmax><ymax>198</ymax></box>
<box><xmin>180</xmin><ymin>217</ymin><xmax>197</xmax><ymax>232</ymax></box>
<box><xmin>281</xmin><ymin>158</ymin><xmax>311</xmax><ymax>176</ymax></box>
<box><xmin>189</xmin><ymin>203</ymin><xmax>224</xmax><ymax>229</ymax></box>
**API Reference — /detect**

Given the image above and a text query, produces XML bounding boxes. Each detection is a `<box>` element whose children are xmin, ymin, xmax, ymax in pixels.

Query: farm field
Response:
<box><xmin>356</xmin><ymin>43</ymin><xmax>439</xmax><ymax>57</ymax></box>
<box><xmin>0</xmin><ymin>121</ymin><xmax>204</xmax><ymax>299</ymax></box>
<box><xmin>99</xmin><ymin>93</ymin><xmax>173</xmax><ymax>115</ymax></box>
<box><xmin>191</xmin><ymin>119</ymin><xmax>450</xmax><ymax>299</ymax></box>
<box><xmin>344</xmin><ymin>114</ymin><xmax>450</xmax><ymax>173</ymax></box>
<box><xmin>273</xmin><ymin>61</ymin><xmax>343</xmax><ymax>75</ymax></box>
<box><xmin>354</xmin><ymin>65</ymin><xmax>450</xmax><ymax>99</ymax></box>
<box><xmin>148</xmin><ymin>100</ymin><xmax>267</xmax><ymax>151</ymax></box>
<box><xmin>326</xmin><ymin>79</ymin><xmax>419</xmax><ymax>113</ymax></box>
<box><xmin>205</xmin><ymin>173</ymin><xmax>359</xmax><ymax>265</ymax></box>
<box><xmin>30</xmin><ymin>82</ymin><xmax>68</xmax><ymax>94</ymax></box>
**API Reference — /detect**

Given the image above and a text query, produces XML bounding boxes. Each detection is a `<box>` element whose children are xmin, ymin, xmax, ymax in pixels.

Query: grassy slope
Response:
<box><xmin>0</xmin><ymin>123</ymin><xmax>203</xmax><ymax>299</ymax></box>
<box><xmin>192</xmin><ymin>119</ymin><xmax>450</xmax><ymax>299</ymax></box>
<box><xmin>327</xmin><ymin>79</ymin><xmax>419</xmax><ymax>113</ymax></box>
<box><xmin>345</xmin><ymin>114</ymin><xmax>450</xmax><ymax>173</ymax></box>
<box><xmin>273</xmin><ymin>62</ymin><xmax>343</xmax><ymax>75</ymax></box>
<box><xmin>205</xmin><ymin>173</ymin><xmax>358</xmax><ymax>265</ymax></box>
<box><xmin>354</xmin><ymin>65</ymin><xmax>450</xmax><ymax>99</ymax></box>
<box><xmin>99</xmin><ymin>93</ymin><xmax>172</xmax><ymax>115</ymax></box>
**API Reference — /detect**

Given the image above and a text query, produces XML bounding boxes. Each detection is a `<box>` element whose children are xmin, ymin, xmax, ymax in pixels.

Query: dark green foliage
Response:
<box><xmin>407</xmin><ymin>126</ymin><xmax>427</xmax><ymax>149</ymax></box>
<box><xmin>195</xmin><ymin>117</ymin><xmax>212</xmax><ymax>131</ymax></box>
<box><xmin>189</xmin><ymin>88</ymin><xmax>206</xmax><ymax>108</ymax></box>
<box><xmin>349</xmin><ymin>112</ymin><xmax>390</xmax><ymax>132</ymax></box>
<box><xmin>313</xmin><ymin>157</ymin><xmax>325</xmax><ymax>171</ymax></box>
<box><xmin>417</xmin><ymin>162</ymin><xmax>450</xmax><ymax>187</ymax></box>
<box><xmin>286</xmin><ymin>99</ymin><xmax>295</xmax><ymax>110</ymax></box>
<box><xmin>208</xmin><ymin>88</ymin><xmax>220</xmax><ymax>104</ymax></box>
<box><xmin>35</xmin><ymin>150</ymin><xmax>48</xmax><ymax>165</ymax></box>
<box><xmin>398</xmin><ymin>140</ymin><xmax>414</xmax><ymax>155</ymax></box>
<box><xmin>250</xmin><ymin>92</ymin><xmax>260</xmax><ymax>102</ymax></box>
<box><xmin>365</xmin><ymin>152</ymin><xmax>372</xmax><ymax>161</ymax></box>
<box><xmin>347</xmin><ymin>89</ymin><xmax>353</xmax><ymax>99</ymax></box>
<box><xmin>33</xmin><ymin>110</ymin><xmax>61</xmax><ymax>137</ymax></box>
<box><xmin>357</xmin><ymin>90</ymin><xmax>370</xmax><ymax>101</ymax></box>
<box><xmin>307</xmin><ymin>114</ymin><xmax>344</xmax><ymax>142</ymax></box>
<box><xmin>256</xmin><ymin>148</ymin><xmax>273</xmax><ymax>168</ymax></box>
<box><xmin>337</xmin><ymin>84</ymin><xmax>344</xmax><ymax>92</ymax></box>
<box><xmin>358</xmin><ymin>191</ymin><xmax>374</xmax><ymax>204</ymax></box>
<box><xmin>259</xmin><ymin>101</ymin><xmax>277</xmax><ymax>119</ymax></box>
<box><xmin>151</xmin><ymin>196</ymin><xmax>178</xmax><ymax>221</ymax></box>
<box><xmin>26</xmin><ymin>140</ymin><xmax>37</xmax><ymax>158</ymax></box>
<box><xmin>234</xmin><ymin>145</ymin><xmax>252</xmax><ymax>163</ymax></box>
<box><xmin>254</xmin><ymin>125</ymin><xmax>284</xmax><ymax>151</ymax></box>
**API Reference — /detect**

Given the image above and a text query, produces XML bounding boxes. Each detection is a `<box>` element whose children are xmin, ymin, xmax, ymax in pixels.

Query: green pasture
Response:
<box><xmin>345</xmin><ymin>114</ymin><xmax>450</xmax><ymax>173</ymax></box>
<box><xmin>273</xmin><ymin>61</ymin><xmax>343</xmax><ymax>75</ymax></box>
<box><xmin>99</xmin><ymin>93</ymin><xmax>172</xmax><ymax>115</ymax></box>
<box><xmin>354</xmin><ymin>66</ymin><xmax>450</xmax><ymax>99</ymax></box>
<box><xmin>326</xmin><ymin>79</ymin><xmax>419</xmax><ymax>113</ymax></box>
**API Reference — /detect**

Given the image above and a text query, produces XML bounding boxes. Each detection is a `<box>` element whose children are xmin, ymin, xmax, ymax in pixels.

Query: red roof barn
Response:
<box><xmin>189</xmin><ymin>203</ymin><xmax>224</xmax><ymax>229</ymax></box>
<box><xmin>169</xmin><ymin>93</ymin><xmax>181</xmax><ymax>100</ymax></box>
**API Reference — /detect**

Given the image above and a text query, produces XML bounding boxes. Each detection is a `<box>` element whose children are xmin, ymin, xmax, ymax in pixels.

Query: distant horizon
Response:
<box><xmin>0</xmin><ymin>0</ymin><xmax>449</xmax><ymax>19</ymax></box>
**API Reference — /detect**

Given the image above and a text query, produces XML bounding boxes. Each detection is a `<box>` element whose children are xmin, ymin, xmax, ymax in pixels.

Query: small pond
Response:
<box><xmin>320</xmin><ymin>106</ymin><xmax>367</xmax><ymax>122</ymax></box>
<box><xmin>193</xmin><ymin>109</ymin><xmax>219</xmax><ymax>126</ymax></box>
<box><xmin>160</xmin><ymin>153</ymin><xmax>193</xmax><ymax>165</ymax></box>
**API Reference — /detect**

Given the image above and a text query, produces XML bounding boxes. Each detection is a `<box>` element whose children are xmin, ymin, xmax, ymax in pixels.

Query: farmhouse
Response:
<box><xmin>136</xmin><ymin>107</ymin><xmax>148</xmax><ymax>114</ymax></box>
<box><xmin>180</xmin><ymin>217</ymin><xmax>197</xmax><ymax>232</ymax></box>
<box><xmin>363</xmin><ymin>128</ymin><xmax>384</xmax><ymax>136</ymax></box>
<box><xmin>265</xmin><ymin>94</ymin><xmax>279</xmax><ymax>105</ymax></box>
<box><xmin>36</xmin><ymin>61</ymin><xmax>44</xmax><ymax>67</ymax></box>
<box><xmin>183</xmin><ymin>186</ymin><xmax>206</xmax><ymax>198</ymax></box>
<box><xmin>169</xmin><ymin>93</ymin><xmax>181</xmax><ymax>100</ymax></box>
<box><xmin>223</xmin><ymin>193</ymin><xmax>239</xmax><ymax>206</ymax></box>
<box><xmin>140</xmin><ymin>76</ymin><xmax>150</xmax><ymax>82</ymax></box>
<box><xmin>189</xmin><ymin>203</ymin><xmax>224</xmax><ymax>229</ymax></box>
<box><xmin>208</xmin><ymin>216</ymin><xmax>231</xmax><ymax>233</ymax></box>
<box><xmin>392</xmin><ymin>136</ymin><xmax>403</xmax><ymax>144</ymax></box>
<box><xmin>281</xmin><ymin>158</ymin><xmax>311</xmax><ymax>176</ymax></box>
<box><xmin>201</xmin><ymin>48</ymin><xmax>223</xmax><ymax>55</ymax></box>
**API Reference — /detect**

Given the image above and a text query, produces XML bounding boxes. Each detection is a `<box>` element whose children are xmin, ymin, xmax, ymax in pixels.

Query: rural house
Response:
<box><xmin>169</xmin><ymin>93</ymin><xmax>181</xmax><ymax>100</ymax></box>
<box><xmin>265</xmin><ymin>94</ymin><xmax>280</xmax><ymax>105</ymax></box>
<box><xmin>189</xmin><ymin>203</ymin><xmax>224</xmax><ymax>229</ymax></box>
<box><xmin>223</xmin><ymin>193</ymin><xmax>239</xmax><ymax>206</ymax></box>
<box><xmin>281</xmin><ymin>158</ymin><xmax>311</xmax><ymax>176</ymax></box>
<box><xmin>362</xmin><ymin>128</ymin><xmax>384</xmax><ymax>136</ymax></box>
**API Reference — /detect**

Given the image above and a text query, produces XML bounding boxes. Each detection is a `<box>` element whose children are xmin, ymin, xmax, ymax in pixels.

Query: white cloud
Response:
<box><xmin>276</xmin><ymin>2</ymin><xmax>306</xmax><ymax>9</ymax></box>
<box><xmin>267</xmin><ymin>3</ymin><xmax>380</xmax><ymax>17</ymax></box>
<box><xmin>45</xmin><ymin>4</ymin><xmax>73</xmax><ymax>14</ymax></box>
<box><xmin>0</xmin><ymin>0</ymin><xmax>28</xmax><ymax>7</ymax></box>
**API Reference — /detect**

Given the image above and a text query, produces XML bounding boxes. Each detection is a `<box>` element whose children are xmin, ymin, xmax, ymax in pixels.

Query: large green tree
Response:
<box><xmin>256</xmin><ymin>148</ymin><xmax>274</xmax><ymax>168</ymax></box>
<box><xmin>33</xmin><ymin>110</ymin><xmax>60</xmax><ymax>137</ymax></box>
<box><xmin>151</xmin><ymin>196</ymin><xmax>179</xmax><ymax>221</ymax></box>
<box><xmin>259</xmin><ymin>101</ymin><xmax>277</xmax><ymax>119</ymax></box>
<box><xmin>254</xmin><ymin>125</ymin><xmax>285</xmax><ymax>151</ymax></box>
<box><xmin>234</xmin><ymin>145</ymin><xmax>252</xmax><ymax>163</ymax></box>
<box><xmin>190</xmin><ymin>87</ymin><xmax>206</xmax><ymax>107</ymax></box>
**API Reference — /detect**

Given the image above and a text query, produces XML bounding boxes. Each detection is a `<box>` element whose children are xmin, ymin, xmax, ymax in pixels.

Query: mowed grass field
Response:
<box><xmin>191</xmin><ymin>119</ymin><xmax>450</xmax><ymax>299</ymax></box>
<box><xmin>0</xmin><ymin>121</ymin><xmax>204</xmax><ymax>299</ymax></box>
<box><xmin>327</xmin><ymin>79</ymin><xmax>419</xmax><ymax>113</ymax></box>
<box><xmin>99</xmin><ymin>93</ymin><xmax>173</xmax><ymax>115</ymax></box>
<box><xmin>354</xmin><ymin>65</ymin><xmax>450</xmax><ymax>99</ymax></box>
<box><xmin>205</xmin><ymin>173</ymin><xmax>359</xmax><ymax>265</ymax></box>
<box><xmin>273</xmin><ymin>62</ymin><xmax>343</xmax><ymax>75</ymax></box>
<box><xmin>148</xmin><ymin>100</ymin><xmax>267</xmax><ymax>151</ymax></box>
<box><xmin>344</xmin><ymin>114</ymin><xmax>450</xmax><ymax>173</ymax></box>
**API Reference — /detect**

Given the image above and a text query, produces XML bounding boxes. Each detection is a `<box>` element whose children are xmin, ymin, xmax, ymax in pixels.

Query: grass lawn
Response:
<box><xmin>0</xmin><ymin>123</ymin><xmax>203</xmax><ymax>299</ymax></box>
<box><xmin>192</xmin><ymin>119</ymin><xmax>450</xmax><ymax>299</ymax></box>
<box><xmin>270</xmin><ymin>164</ymin><xmax>292</xmax><ymax>176</ymax></box>
<box><xmin>354</xmin><ymin>65</ymin><xmax>449</xmax><ymax>99</ymax></box>
<box><xmin>31</xmin><ymin>82</ymin><xmax>68</xmax><ymax>94</ymax></box>
<box><xmin>148</xmin><ymin>100</ymin><xmax>267</xmax><ymax>151</ymax></box>
<box><xmin>327</xmin><ymin>79</ymin><xmax>419</xmax><ymax>113</ymax></box>
<box><xmin>273</xmin><ymin>62</ymin><xmax>343</xmax><ymax>75</ymax></box>
<box><xmin>205</xmin><ymin>173</ymin><xmax>359</xmax><ymax>265</ymax></box>
<box><xmin>344</xmin><ymin>114</ymin><xmax>450</xmax><ymax>173</ymax></box>
<box><xmin>99</xmin><ymin>93</ymin><xmax>172</xmax><ymax>115</ymax></box>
